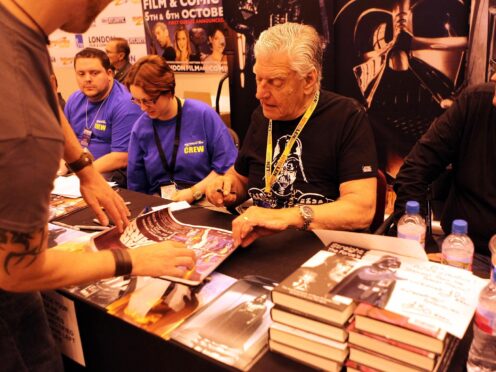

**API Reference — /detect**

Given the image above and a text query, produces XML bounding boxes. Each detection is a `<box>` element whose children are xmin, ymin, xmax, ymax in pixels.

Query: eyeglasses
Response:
<box><xmin>131</xmin><ymin>91</ymin><xmax>170</xmax><ymax>107</ymax></box>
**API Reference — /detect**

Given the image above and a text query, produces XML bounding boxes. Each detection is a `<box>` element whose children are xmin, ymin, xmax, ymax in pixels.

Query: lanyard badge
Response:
<box><xmin>160</xmin><ymin>183</ymin><xmax>177</xmax><ymax>200</ymax></box>
<box><xmin>81</xmin><ymin>128</ymin><xmax>92</xmax><ymax>148</ymax></box>
<box><xmin>83</xmin><ymin>96</ymin><xmax>108</xmax><ymax>149</ymax></box>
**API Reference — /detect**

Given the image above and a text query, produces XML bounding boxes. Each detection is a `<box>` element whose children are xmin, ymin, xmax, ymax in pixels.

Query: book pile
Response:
<box><xmin>346</xmin><ymin>303</ymin><xmax>459</xmax><ymax>372</ymax></box>
<box><xmin>268</xmin><ymin>250</ymin><xmax>357</xmax><ymax>372</ymax></box>
<box><xmin>267</xmin><ymin>236</ymin><xmax>485</xmax><ymax>371</ymax></box>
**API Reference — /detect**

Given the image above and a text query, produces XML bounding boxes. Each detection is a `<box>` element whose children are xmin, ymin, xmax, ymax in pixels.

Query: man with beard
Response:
<box><xmin>206</xmin><ymin>23</ymin><xmax>377</xmax><ymax>247</ymax></box>
<box><xmin>0</xmin><ymin>1</ymin><xmax>196</xmax><ymax>370</ymax></box>
<box><xmin>62</xmin><ymin>48</ymin><xmax>141</xmax><ymax>186</ymax></box>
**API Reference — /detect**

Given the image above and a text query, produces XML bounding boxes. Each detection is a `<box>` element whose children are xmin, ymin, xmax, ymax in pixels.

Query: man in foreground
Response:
<box><xmin>206</xmin><ymin>22</ymin><xmax>378</xmax><ymax>247</ymax></box>
<box><xmin>0</xmin><ymin>1</ymin><xmax>195</xmax><ymax>370</ymax></box>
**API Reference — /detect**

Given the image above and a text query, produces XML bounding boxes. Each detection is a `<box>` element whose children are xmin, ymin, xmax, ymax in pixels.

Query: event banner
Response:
<box><xmin>141</xmin><ymin>0</ymin><xmax>228</xmax><ymax>73</ymax></box>
<box><xmin>49</xmin><ymin>0</ymin><xmax>146</xmax><ymax>68</ymax></box>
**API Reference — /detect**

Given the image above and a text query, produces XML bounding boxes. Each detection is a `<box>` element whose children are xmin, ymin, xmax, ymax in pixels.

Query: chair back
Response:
<box><xmin>183</xmin><ymin>91</ymin><xmax>212</xmax><ymax>106</ymax></box>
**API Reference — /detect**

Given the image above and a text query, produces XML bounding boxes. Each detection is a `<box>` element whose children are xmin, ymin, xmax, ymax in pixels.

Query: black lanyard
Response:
<box><xmin>152</xmin><ymin>97</ymin><xmax>182</xmax><ymax>184</ymax></box>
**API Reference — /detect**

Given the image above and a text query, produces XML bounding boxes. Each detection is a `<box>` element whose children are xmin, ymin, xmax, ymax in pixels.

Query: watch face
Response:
<box><xmin>301</xmin><ymin>205</ymin><xmax>314</xmax><ymax>219</ymax></box>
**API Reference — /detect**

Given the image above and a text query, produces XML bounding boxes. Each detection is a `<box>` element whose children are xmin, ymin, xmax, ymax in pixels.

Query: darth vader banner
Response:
<box><xmin>333</xmin><ymin>0</ymin><xmax>469</xmax><ymax>177</ymax></box>
<box><xmin>141</xmin><ymin>0</ymin><xmax>228</xmax><ymax>73</ymax></box>
<box><xmin>223</xmin><ymin>0</ymin><xmax>334</xmax><ymax>143</ymax></box>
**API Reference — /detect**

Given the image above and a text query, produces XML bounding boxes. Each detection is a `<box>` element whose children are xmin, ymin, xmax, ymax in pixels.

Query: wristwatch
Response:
<box><xmin>191</xmin><ymin>185</ymin><xmax>203</xmax><ymax>201</ymax></box>
<box><xmin>66</xmin><ymin>151</ymin><xmax>94</xmax><ymax>173</ymax></box>
<box><xmin>298</xmin><ymin>205</ymin><xmax>314</xmax><ymax>231</ymax></box>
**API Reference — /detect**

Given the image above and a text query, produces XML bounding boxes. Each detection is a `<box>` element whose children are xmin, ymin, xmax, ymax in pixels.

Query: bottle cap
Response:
<box><xmin>405</xmin><ymin>201</ymin><xmax>420</xmax><ymax>214</ymax></box>
<box><xmin>451</xmin><ymin>219</ymin><xmax>468</xmax><ymax>234</ymax></box>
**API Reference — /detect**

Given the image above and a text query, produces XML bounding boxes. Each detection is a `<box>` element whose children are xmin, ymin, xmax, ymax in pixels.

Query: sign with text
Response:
<box><xmin>42</xmin><ymin>291</ymin><xmax>85</xmax><ymax>366</ymax></box>
<box><xmin>142</xmin><ymin>0</ymin><xmax>228</xmax><ymax>73</ymax></box>
<box><xmin>49</xmin><ymin>0</ymin><xmax>146</xmax><ymax>68</ymax></box>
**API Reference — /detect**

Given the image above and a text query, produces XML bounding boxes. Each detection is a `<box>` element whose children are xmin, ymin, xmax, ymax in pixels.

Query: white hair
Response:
<box><xmin>254</xmin><ymin>23</ymin><xmax>323</xmax><ymax>88</ymax></box>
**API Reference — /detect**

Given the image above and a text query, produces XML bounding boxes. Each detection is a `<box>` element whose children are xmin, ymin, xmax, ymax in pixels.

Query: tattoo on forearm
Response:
<box><xmin>0</xmin><ymin>228</ymin><xmax>45</xmax><ymax>275</ymax></box>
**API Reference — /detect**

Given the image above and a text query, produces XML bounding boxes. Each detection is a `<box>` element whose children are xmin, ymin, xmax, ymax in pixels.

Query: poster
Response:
<box><xmin>142</xmin><ymin>0</ymin><xmax>228</xmax><ymax>73</ymax></box>
<box><xmin>92</xmin><ymin>208</ymin><xmax>236</xmax><ymax>286</ymax></box>
<box><xmin>332</xmin><ymin>0</ymin><xmax>470</xmax><ymax>178</ymax></box>
<box><xmin>49</xmin><ymin>0</ymin><xmax>146</xmax><ymax>68</ymax></box>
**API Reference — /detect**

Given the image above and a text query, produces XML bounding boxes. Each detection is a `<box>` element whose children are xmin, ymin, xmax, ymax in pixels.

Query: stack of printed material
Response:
<box><xmin>269</xmin><ymin>249</ymin><xmax>356</xmax><ymax>372</ymax></box>
<box><xmin>346</xmin><ymin>304</ymin><xmax>459</xmax><ymax>372</ymax></box>
<box><xmin>269</xmin><ymin>232</ymin><xmax>485</xmax><ymax>372</ymax></box>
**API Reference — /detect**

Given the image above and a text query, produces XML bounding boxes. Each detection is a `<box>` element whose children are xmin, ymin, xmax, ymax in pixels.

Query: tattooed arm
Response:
<box><xmin>0</xmin><ymin>225</ymin><xmax>196</xmax><ymax>292</ymax></box>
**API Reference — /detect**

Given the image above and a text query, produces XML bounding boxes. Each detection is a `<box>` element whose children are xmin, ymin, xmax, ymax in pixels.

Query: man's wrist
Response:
<box><xmin>298</xmin><ymin>205</ymin><xmax>314</xmax><ymax>230</ymax></box>
<box><xmin>110</xmin><ymin>248</ymin><xmax>133</xmax><ymax>277</ymax></box>
<box><xmin>190</xmin><ymin>185</ymin><xmax>203</xmax><ymax>201</ymax></box>
<box><xmin>66</xmin><ymin>151</ymin><xmax>94</xmax><ymax>173</ymax></box>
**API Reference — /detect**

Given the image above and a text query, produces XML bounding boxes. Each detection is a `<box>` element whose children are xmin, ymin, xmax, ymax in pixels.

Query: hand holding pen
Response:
<box><xmin>205</xmin><ymin>175</ymin><xmax>237</xmax><ymax>207</ymax></box>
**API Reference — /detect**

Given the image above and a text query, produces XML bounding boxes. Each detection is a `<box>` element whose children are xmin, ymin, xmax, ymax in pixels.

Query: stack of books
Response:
<box><xmin>268</xmin><ymin>250</ymin><xmax>356</xmax><ymax>371</ymax></box>
<box><xmin>268</xmin><ymin>237</ymin><xmax>484</xmax><ymax>371</ymax></box>
<box><xmin>346</xmin><ymin>303</ymin><xmax>459</xmax><ymax>372</ymax></box>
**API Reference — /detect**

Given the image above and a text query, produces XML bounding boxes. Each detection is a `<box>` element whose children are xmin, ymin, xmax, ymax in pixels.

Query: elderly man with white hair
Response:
<box><xmin>206</xmin><ymin>22</ymin><xmax>378</xmax><ymax>247</ymax></box>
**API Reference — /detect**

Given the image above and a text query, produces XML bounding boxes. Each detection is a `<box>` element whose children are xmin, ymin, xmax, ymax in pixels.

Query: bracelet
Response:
<box><xmin>110</xmin><ymin>249</ymin><xmax>133</xmax><ymax>277</ymax></box>
<box><xmin>66</xmin><ymin>151</ymin><xmax>93</xmax><ymax>173</ymax></box>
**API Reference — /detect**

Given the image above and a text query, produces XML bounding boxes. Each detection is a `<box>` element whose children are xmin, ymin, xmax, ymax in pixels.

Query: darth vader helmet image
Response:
<box><xmin>334</xmin><ymin>0</ymin><xmax>468</xmax><ymax>167</ymax></box>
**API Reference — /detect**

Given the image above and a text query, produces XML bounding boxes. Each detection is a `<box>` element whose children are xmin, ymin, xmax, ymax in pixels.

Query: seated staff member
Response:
<box><xmin>62</xmin><ymin>48</ymin><xmax>141</xmax><ymax>186</ymax></box>
<box><xmin>206</xmin><ymin>23</ymin><xmax>378</xmax><ymax>247</ymax></box>
<box><xmin>125</xmin><ymin>55</ymin><xmax>237</xmax><ymax>203</ymax></box>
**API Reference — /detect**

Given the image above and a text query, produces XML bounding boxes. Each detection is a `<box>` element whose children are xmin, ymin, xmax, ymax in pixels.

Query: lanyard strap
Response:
<box><xmin>152</xmin><ymin>97</ymin><xmax>183</xmax><ymax>184</ymax></box>
<box><xmin>85</xmin><ymin>96</ymin><xmax>108</xmax><ymax>130</ymax></box>
<box><xmin>264</xmin><ymin>91</ymin><xmax>320</xmax><ymax>194</ymax></box>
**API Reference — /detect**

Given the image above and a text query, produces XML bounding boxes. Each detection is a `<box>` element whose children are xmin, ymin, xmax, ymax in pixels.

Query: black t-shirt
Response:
<box><xmin>235</xmin><ymin>90</ymin><xmax>378</xmax><ymax>208</ymax></box>
<box><xmin>394</xmin><ymin>83</ymin><xmax>496</xmax><ymax>255</ymax></box>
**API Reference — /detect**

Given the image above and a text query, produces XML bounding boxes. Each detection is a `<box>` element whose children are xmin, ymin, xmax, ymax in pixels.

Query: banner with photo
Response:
<box><xmin>141</xmin><ymin>0</ymin><xmax>228</xmax><ymax>73</ymax></box>
<box><xmin>49</xmin><ymin>0</ymin><xmax>146</xmax><ymax>68</ymax></box>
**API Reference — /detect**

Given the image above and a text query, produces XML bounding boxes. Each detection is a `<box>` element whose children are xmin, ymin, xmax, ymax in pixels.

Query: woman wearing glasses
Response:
<box><xmin>125</xmin><ymin>55</ymin><xmax>237</xmax><ymax>202</ymax></box>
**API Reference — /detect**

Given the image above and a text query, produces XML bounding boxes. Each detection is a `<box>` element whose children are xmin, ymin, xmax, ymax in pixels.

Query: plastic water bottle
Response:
<box><xmin>397</xmin><ymin>201</ymin><xmax>426</xmax><ymax>248</ymax></box>
<box><xmin>467</xmin><ymin>235</ymin><xmax>496</xmax><ymax>371</ymax></box>
<box><xmin>441</xmin><ymin>219</ymin><xmax>474</xmax><ymax>271</ymax></box>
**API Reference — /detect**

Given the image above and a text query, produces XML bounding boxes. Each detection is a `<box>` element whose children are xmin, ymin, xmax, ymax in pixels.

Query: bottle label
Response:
<box><xmin>441</xmin><ymin>254</ymin><xmax>472</xmax><ymax>271</ymax></box>
<box><xmin>474</xmin><ymin>306</ymin><xmax>496</xmax><ymax>335</ymax></box>
<box><xmin>397</xmin><ymin>226</ymin><xmax>426</xmax><ymax>248</ymax></box>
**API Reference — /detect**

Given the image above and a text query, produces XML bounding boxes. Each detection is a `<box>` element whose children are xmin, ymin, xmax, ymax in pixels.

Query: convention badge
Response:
<box><xmin>160</xmin><ymin>183</ymin><xmax>177</xmax><ymax>200</ymax></box>
<box><xmin>80</xmin><ymin>128</ymin><xmax>92</xmax><ymax>148</ymax></box>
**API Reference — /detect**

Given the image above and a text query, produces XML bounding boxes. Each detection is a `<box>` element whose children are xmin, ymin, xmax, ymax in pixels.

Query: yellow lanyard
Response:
<box><xmin>264</xmin><ymin>91</ymin><xmax>320</xmax><ymax>194</ymax></box>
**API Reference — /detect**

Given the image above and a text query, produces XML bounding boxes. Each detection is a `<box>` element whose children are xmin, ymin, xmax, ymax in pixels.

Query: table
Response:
<box><xmin>57</xmin><ymin>189</ymin><xmax>471</xmax><ymax>372</ymax></box>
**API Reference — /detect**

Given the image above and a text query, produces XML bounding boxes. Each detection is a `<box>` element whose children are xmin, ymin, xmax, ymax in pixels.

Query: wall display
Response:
<box><xmin>141</xmin><ymin>0</ymin><xmax>229</xmax><ymax>73</ymax></box>
<box><xmin>49</xmin><ymin>0</ymin><xmax>146</xmax><ymax>68</ymax></box>
<box><xmin>332</xmin><ymin>0</ymin><xmax>470</xmax><ymax>177</ymax></box>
